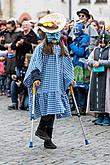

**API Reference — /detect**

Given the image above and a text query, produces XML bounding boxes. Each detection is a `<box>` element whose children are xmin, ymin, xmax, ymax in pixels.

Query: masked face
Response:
<box><xmin>73</xmin><ymin>22</ymin><xmax>84</xmax><ymax>36</ymax></box>
<box><xmin>46</xmin><ymin>32</ymin><xmax>61</xmax><ymax>43</ymax></box>
<box><xmin>99</xmin><ymin>34</ymin><xmax>110</xmax><ymax>47</ymax></box>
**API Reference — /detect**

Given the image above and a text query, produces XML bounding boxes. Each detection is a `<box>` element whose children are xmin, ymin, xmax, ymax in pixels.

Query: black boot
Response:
<box><xmin>35</xmin><ymin>127</ymin><xmax>50</xmax><ymax>140</ymax></box>
<box><xmin>8</xmin><ymin>103</ymin><xmax>18</xmax><ymax>110</ymax></box>
<box><xmin>35</xmin><ymin>116</ymin><xmax>51</xmax><ymax>140</ymax></box>
<box><xmin>44</xmin><ymin>139</ymin><xmax>57</xmax><ymax>149</ymax></box>
<box><xmin>44</xmin><ymin>127</ymin><xmax>57</xmax><ymax>149</ymax></box>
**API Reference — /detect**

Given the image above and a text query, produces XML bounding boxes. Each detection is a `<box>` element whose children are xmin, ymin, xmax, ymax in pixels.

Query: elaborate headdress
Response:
<box><xmin>37</xmin><ymin>12</ymin><xmax>66</xmax><ymax>33</ymax></box>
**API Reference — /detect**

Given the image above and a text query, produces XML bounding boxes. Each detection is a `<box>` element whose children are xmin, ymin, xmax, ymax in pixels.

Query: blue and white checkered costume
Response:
<box><xmin>24</xmin><ymin>43</ymin><xmax>74</xmax><ymax>119</ymax></box>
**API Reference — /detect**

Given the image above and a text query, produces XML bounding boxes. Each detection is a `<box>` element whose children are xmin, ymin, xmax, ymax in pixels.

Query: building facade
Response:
<box><xmin>0</xmin><ymin>0</ymin><xmax>110</xmax><ymax>23</ymax></box>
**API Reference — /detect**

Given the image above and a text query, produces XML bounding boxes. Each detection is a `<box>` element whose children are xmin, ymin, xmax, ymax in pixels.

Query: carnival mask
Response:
<box><xmin>73</xmin><ymin>22</ymin><xmax>84</xmax><ymax>36</ymax></box>
<box><xmin>46</xmin><ymin>32</ymin><xmax>61</xmax><ymax>43</ymax></box>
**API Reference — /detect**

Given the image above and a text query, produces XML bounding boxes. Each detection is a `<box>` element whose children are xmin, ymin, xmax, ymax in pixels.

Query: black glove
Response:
<box><xmin>67</xmin><ymin>36</ymin><xmax>73</xmax><ymax>46</ymax></box>
<box><xmin>31</xmin><ymin>69</ymin><xmax>41</xmax><ymax>82</ymax></box>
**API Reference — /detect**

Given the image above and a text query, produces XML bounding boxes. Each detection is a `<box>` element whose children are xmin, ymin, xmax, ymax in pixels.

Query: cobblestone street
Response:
<box><xmin>0</xmin><ymin>96</ymin><xmax>110</xmax><ymax>165</ymax></box>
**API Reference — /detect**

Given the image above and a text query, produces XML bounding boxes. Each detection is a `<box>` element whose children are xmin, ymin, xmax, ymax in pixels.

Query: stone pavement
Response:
<box><xmin>0</xmin><ymin>96</ymin><xmax>110</xmax><ymax>165</ymax></box>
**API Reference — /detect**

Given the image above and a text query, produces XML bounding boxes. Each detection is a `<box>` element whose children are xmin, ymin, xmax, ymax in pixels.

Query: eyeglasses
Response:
<box><xmin>78</xmin><ymin>14</ymin><xmax>85</xmax><ymax>18</ymax></box>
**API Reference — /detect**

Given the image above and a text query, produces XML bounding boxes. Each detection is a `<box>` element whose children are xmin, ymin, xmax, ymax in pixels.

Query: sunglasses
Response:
<box><xmin>78</xmin><ymin>14</ymin><xmax>85</xmax><ymax>18</ymax></box>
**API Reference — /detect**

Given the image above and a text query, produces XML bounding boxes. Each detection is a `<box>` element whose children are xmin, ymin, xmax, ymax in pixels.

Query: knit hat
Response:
<box><xmin>73</xmin><ymin>22</ymin><xmax>84</xmax><ymax>36</ymax></box>
<box><xmin>99</xmin><ymin>33</ymin><xmax>110</xmax><ymax>46</ymax></box>
<box><xmin>77</xmin><ymin>9</ymin><xmax>90</xmax><ymax>19</ymax></box>
<box><xmin>37</xmin><ymin>12</ymin><xmax>66</xmax><ymax>33</ymax></box>
<box><xmin>0</xmin><ymin>20</ymin><xmax>7</xmax><ymax>26</ymax></box>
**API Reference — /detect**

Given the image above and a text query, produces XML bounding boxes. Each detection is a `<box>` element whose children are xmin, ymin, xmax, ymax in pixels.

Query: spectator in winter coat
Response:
<box><xmin>68</xmin><ymin>21</ymin><xmax>90</xmax><ymax>115</ymax></box>
<box><xmin>4</xmin><ymin>20</ymin><xmax>20</xmax><ymax>97</ymax></box>
<box><xmin>8</xmin><ymin>20</ymin><xmax>38</xmax><ymax>110</ymax></box>
<box><xmin>11</xmin><ymin>20</ymin><xmax>38</xmax><ymax>76</ymax></box>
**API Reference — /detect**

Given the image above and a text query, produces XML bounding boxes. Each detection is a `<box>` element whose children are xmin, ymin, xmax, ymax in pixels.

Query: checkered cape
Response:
<box><xmin>24</xmin><ymin>43</ymin><xmax>74</xmax><ymax>119</ymax></box>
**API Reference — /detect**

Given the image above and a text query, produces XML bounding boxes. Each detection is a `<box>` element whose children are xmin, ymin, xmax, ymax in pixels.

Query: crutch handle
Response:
<box><xmin>70</xmin><ymin>85</ymin><xmax>74</xmax><ymax>95</ymax></box>
<box><xmin>33</xmin><ymin>83</ymin><xmax>36</xmax><ymax>95</ymax></box>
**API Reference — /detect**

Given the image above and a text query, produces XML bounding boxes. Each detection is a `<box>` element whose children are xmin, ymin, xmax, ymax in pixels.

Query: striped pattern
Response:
<box><xmin>24</xmin><ymin>43</ymin><xmax>74</xmax><ymax>119</ymax></box>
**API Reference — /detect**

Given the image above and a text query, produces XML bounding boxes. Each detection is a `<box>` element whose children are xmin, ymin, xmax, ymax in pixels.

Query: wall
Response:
<box><xmin>1</xmin><ymin>0</ymin><xmax>110</xmax><ymax>23</ymax></box>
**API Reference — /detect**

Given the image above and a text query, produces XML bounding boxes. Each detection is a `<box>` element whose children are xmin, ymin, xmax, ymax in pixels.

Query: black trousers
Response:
<box><xmin>38</xmin><ymin>114</ymin><xmax>55</xmax><ymax>129</ymax></box>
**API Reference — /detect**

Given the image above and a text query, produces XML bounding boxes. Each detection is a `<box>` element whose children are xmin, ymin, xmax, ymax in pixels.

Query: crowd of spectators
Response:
<box><xmin>0</xmin><ymin>8</ymin><xmax>110</xmax><ymax>115</ymax></box>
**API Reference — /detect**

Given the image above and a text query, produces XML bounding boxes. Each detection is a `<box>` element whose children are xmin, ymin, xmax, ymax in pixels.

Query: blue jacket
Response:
<box><xmin>69</xmin><ymin>33</ymin><xmax>90</xmax><ymax>67</ymax></box>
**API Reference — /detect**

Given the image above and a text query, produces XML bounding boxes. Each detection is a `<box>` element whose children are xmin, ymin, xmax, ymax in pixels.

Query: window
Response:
<box><xmin>79</xmin><ymin>0</ymin><xmax>90</xmax><ymax>3</ymax></box>
<box><xmin>95</xmin><ymin>0</ymin><xmax>107</xmax><ymax>3</ymax></box>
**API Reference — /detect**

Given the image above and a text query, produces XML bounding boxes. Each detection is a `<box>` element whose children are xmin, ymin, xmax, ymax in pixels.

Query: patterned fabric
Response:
<box><xmin>46</xmin><ymin>32</ymin><xmax>61</xmax><ymax>43</ymax></box>
<box><xmin>74</xmin><ymin>65</ymin><xmax>90</xmax><ymax>83</ymax></box>
<box><xmin>24</xmin><ymin>43</ymin><xmax>74</xmax><ymax>119</ymax></box>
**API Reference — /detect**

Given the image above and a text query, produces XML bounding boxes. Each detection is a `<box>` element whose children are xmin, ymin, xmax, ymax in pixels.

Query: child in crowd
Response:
<box><xmin>0</xmin><ymin>56</ymin><xmax>6</xmax><ymax>96</ymax></box>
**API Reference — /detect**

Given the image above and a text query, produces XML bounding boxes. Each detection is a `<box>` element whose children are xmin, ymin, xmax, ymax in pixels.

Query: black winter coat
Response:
<box><xmin>11</xmin><ymin>29</ymin><xmax>38</xmax><ymax>68</ymax></box>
